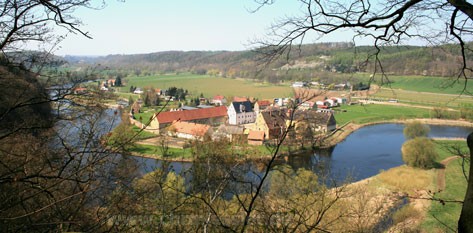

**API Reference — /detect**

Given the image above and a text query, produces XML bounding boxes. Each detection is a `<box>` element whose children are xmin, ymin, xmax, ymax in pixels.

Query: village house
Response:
<box><xmin>211</xmin><ymin>95</ymin><xmax>227</xmax><ymax>106</ymax></box>
<box><xmin>254</xmin><ymin>109</ymin><xmax>287</xmax><ymax>140</ymax></box>
<box><xmin>213</xmin><ymin>124</ymin><xmax>245</xmax><ymax>142</ymax></box>
<box><xmin>247</xmin><ymin>130</ymin><xmax>265</xmax><ymax>145</ymax></box>
<box><xmin>133</xmin><ymin>87</ymin><xmax>144</xmax><ymax>94</ymax></box>
<box><xmin>233</xmin><ymin>96</ymin><xmax>249</xmax><ymax>102</ymax></box>
<box><xmin>168</xmin><ymin>121</ymin><xmax>213</xmax><ymax>140</ymax></box>
<box><xmin>292</xmin><ymin>110</ymin><xmax>337</xmax><ymax>134</ymax></box>
<box><xmin>254</xmin><ymin>100</ymin><xmax>272</xmax><ymax>114</ymax></box>
<box><xmin>227</xmin><ymin>101</ymin><xmax>256</xmax><ymax>125</ymax></box>
<box><xmin>148</xmin><ymin>106</ymin><xmax>227</xmax><ymax>132</ymax></box>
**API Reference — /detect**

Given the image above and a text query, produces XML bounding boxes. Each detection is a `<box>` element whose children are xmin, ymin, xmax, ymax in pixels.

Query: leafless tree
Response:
<box><xmin>253</xmin><ymin>0</ymin><xmax>473</xmax><ymax>231</ymax></box>
<box><xmin>253</xmin><ymin>0</ymin><xmax>473</xmax><ymax>85</ymax></box>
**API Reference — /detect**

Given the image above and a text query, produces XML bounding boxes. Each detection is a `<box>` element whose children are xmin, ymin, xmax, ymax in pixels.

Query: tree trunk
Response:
<box><xmin>458</xmin><ymin>132</ymin><xmax>473</xmax><ymax>232</ymax></box>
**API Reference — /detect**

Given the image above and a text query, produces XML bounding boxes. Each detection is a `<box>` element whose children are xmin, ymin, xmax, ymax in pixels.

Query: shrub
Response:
<box><xmin>403</xmin><ymin>121</ymin><xmax>430</xmax><ymax>139</ymax></box>
<box><xmin>401</xmin><ymin>137</ymin><xmax>438</xmax><ymax>169</ymax></box>
<box><xmin>392</xmin><ymin>205</ymin><xmax>421</xmax><ymax>225</ymax></box>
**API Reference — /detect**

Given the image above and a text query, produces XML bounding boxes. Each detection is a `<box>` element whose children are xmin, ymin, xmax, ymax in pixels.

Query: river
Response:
<box><xmin>134</xmin><ymin>123</ymin><xmax>473</xmax><ymax>183</ymax></box>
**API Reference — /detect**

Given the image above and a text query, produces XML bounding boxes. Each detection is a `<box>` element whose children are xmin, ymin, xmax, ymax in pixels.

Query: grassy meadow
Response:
<box><xmin>372</xmin><ymin>88</ymin><xmax>473</xmax><ymax>108</ymax></box>
<box><xmin>334</xmin><ymin>104</ymin><xmax>431</xmax><ymax>125</ymax></box>
<box><xmin>421</xmin><ymin>140</ymin><xmax>469</xmax><ymax>232</ymax></box>
<box><xmin>122</xmin><ymin>74</ymin><xmax>293</xmax><ymax>99</ymax></box>
<box><xmin>354</xmin><ymin>73</ymin><xmax>473</xmax><ymax>95</ymax></box>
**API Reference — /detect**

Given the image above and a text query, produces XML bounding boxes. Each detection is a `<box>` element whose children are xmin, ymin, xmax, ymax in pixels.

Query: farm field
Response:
<box><xmin>354</xmin><ymin>73</ymin><xmax>473</xmax><ymax>95</ymax></box>
<box><xmin>123</xmin><ymin>74</ymin><xmax>293</xmax><ymax>99</ymax></box>
<box><xmin>334</xmin><ymin>104</ymin><xmax>432</xmax><ymax>125</ymax></box>
<box><xmin>372</xmin><ymin>88</ymin><xmax>473</xmax><ymax>108</ymax></box>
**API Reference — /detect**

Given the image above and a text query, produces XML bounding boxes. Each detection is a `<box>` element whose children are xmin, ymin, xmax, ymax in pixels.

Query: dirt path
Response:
<box><xmin>437</xmin><ymin>156</ymin><xmax>461</xmax><ymax>192</ymax></box>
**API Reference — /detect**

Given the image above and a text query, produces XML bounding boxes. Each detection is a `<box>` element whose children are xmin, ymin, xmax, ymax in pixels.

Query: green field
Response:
<box><xmin>421</xmin><ymin>141</ymin><xmax>469</xmax><ymax>232</ymax></box>
<box><xmin>372</xmin><ymin>88</ymin><xmax>473</xmax><ymax>108</ymax></box>
<box><xmin>354</xmin><ymin>73</ymin><xmax>473</xmax><ymax>95</ymax></box>
<box><xmin>334</xmin><ymin>104</ymin><xmax>431</xmax><ymax>125</ymax></box>
<box><xmin>122</xmin><ymin>74</ymin><xmax>293</xmax><ymax>99</ymax></box>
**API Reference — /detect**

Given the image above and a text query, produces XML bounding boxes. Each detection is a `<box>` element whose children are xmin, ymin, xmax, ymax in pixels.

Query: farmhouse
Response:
<box><xmin>247</xmin><ymin>131</ymin><xmax>265</xmax><ymax>145</ymax></box>
<box><xmin>254</xmin><ymin>109</ymin><xmax>287</xmax><ymax>140</ymax></box>
<box><xmin>211</xmin><ymin>95</ymin><xmax>227</xmax><ymax>106</ymax></box>
<box><xmin>227</xmin><ymin>101</ymin><xmax>256</xmax><ymax>125</ymax></box>
<box><xmin>254</xmin><ymin>100</ymin><xmax>272</xmax><ymax>113</ymax></box>
<box><xmin>148</xmin><ymin>106</ymin><xmax>227</xmax><ymax>132</ymax></box>
<box><xmin>292</xmin><ymin>110</ymin><xmax>337</xmax><ymax>133</ymax></box>
<box><xmin>168</xmin><ymin>121</ymin><xmax>212</xmax><ymax>140</ymax></box>
<box><xmin>213</xmin><ymin>125</ymin><xmax>245</xmax><ymax>142</ymax></box>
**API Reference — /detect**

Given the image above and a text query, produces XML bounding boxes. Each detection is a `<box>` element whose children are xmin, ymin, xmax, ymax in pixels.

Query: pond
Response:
<box><xmin>134</xmin><ymin>123</ymin><xmax>473</xmax><ymax>184</ymax></box>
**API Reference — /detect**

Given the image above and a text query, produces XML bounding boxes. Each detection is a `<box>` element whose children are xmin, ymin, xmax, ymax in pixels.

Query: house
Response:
<box><xmin>254</xmin><ymin>100</ymin><xmax>271</xmax><ymax>113</ymax></box>
<box><xmin>227</xmin><ymin>101</ymin><xmax>256</xmax><ymax>125</ymax></box>
<box><xmin>107</xmin><ymin>79</ymin><xmax>116</xmax><ymax>87</ymax></box>
<box><xmin>254</xmin><ymin>109</ymin><xmax>287</xmax><ymax>140</ymax></box>
<box><xmin>247</xmin><ymin>130</ymin><xmax>265</xmax><ymax>145</ymax></box>
<box><xmin>211</xmin><ymin>95</ymin><xmax>227</xmax><ymax>106</ymax></box>
<box><xmin>213</xmin><ymin>124</ymin><xmax>245</xmax><ymax>142</ymax></box>
<box><xmin>168</xmin><ymin>121</ymin><xmax>212</xmax><ymax>140</ymax></box>
<box><xmin>292</xmin><ymin>110</ymin><xmax>337</xmax><ymax>134</ymax></box>
<box><xmin>73</xmin><ymin>87</ymin><xmax>87</xmax><ymax>94</ymax></box>
<box><xmin>292</xmin><ymin>81</ymin><xmax>306</xmax><ymax>88</ymax></box>
<box><xmin>300</xmin><ymin>101</ymin><xmax>315</xmax><ymax>110</ymax></box>
<box><xmin>149</xmin><ymin>106</ymin><xmax>227</xmax><ymax>132</ymax></box>
<box><xmin>274</xmin><ymin>98</ymin><xmax>291</xmax><ymax>107</ymax></box>
<box><xmin>233</xmin><ymin>96</ymin><xmax>249</xmax><ymax>102</ymax></box>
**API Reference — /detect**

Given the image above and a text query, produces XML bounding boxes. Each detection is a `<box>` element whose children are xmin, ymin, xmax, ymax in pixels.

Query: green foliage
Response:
<box><xmin>403</xmin><ymin>121</ymin><xmax>430</xmax><ymax>139</ymax></box>
<box><xmin>115</xmin><ymin>75</ymin><xmax>122</xmax><ymax>86</ymax></box>
<box><xmin>401</xmin><ymin>137</ymin><xmax>439</xmax><ymax>169</ymax></box>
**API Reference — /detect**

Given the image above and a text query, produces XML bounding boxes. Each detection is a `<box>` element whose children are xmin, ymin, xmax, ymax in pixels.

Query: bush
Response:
<box><xmin>403</xmin><ymin>121</ymin><xmax>430</xmax><ymax>139</ymax></box>
<box><xmin>401</xmin><ymin>137</ymin><xmax>438</xmax><ymax>169</ymax></box>
<box><xmin>392</xmin><ymin>205</ymin><xmax>421</xmax><ymax>225</ymax></box>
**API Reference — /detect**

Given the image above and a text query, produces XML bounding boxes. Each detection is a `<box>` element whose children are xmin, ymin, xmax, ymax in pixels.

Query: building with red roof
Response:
<box><xmin>148</xmin><ymin>106</ymin><xmax>227</xmax><ymax>132</ymax></box>
<box><xmin>168</xmin><ymin>121</ymin><xmax>213</xmax><ymax>140</ymax></box>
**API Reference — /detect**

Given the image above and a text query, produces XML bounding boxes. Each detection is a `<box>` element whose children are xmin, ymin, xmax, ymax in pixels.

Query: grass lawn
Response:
<box><xmin>131</xmin><ymin>126</ymin><xmax>157</xmax><ymax>140</ymax></box>
<box><xmin>421</xmin><ymin>141</ymin><xmax>469</xmax><ymax>232</ymax></box>
<box><xmin>334</xmin><ymin>104</ymin><xmax>431</xmax><ymax>125</ymax></box>
<box><xmin>130</xmin><ymin>144</ymin><xmax>193</xmax><ymax>160</ymax></box>
<box><xmin>123</xmin><ymin>74</ymin><xmax>293</xmax><ymax>100</ymax></box>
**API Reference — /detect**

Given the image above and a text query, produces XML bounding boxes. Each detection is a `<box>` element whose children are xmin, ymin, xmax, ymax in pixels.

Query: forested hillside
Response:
<box><xmin>64</xmin><ymin>42</ymin><xmax>472</xmax><ymax>82</ymax></box>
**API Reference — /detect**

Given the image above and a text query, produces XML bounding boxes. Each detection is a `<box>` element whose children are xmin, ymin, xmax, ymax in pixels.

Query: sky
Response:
<box><xmin>55</xmin><ymin>0</ymin><xmax>355</xmax><ymax>56</ymax></box>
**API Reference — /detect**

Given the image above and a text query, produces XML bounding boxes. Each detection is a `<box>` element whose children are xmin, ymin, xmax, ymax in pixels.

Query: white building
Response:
<box><xmin>227</xmin><ymin>101</ymin><xmax>256</xmax><ymax>125</ymax></box>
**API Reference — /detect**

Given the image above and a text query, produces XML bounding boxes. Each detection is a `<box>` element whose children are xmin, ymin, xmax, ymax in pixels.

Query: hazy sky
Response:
<box><xmin>56</xmin><ymin>0</ymin><xmax>355</xmax><ymax>56</ymax></box>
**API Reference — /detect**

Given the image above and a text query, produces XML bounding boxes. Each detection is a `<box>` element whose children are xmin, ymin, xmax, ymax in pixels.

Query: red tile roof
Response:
<box><xmin>213</xmin><ymin>95</ymin><xmax>226</xmax><ymax>100</ymax></box>
<box><xmin>233</xmin><ymin>96</ymin><xmax>248</xmax><ymax>102</ymax></box>
<box><xmin>256</xmin><ymin>100</ymin><xmax>271</xmax><ymax>106</ymax></box>
<box><xmin>170</xmin><ymin>121</ymin><xmax>210</xmax><ymax>137</ymax></box>
<box><xmin>155</xmin><ymin>106</ymin><xmax>227</xmax><ymax>124</ymax></box>
<box><xmin>248</xmin><ymin>131</ymin><xmax>265</xmax><ymax>141</ymax></box>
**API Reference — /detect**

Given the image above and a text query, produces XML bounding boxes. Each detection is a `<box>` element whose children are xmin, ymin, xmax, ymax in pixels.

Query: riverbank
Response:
<box><xmin>323</xmin><ymin>118</ymin><xmax>473</xmax><ymax>148</ymax></box>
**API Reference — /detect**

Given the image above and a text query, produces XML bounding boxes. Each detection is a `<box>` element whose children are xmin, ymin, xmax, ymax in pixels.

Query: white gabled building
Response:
<box><xmin>228</xmin><ymin>101</ymin><xmax>256</xmax><ymax>125</ymax></box>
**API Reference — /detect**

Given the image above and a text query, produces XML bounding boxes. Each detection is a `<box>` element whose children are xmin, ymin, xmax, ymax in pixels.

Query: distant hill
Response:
<box><xmin>63</xmin><ymin>42</ymin><xmax>472</xmax><ymax>82</ymax></box>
